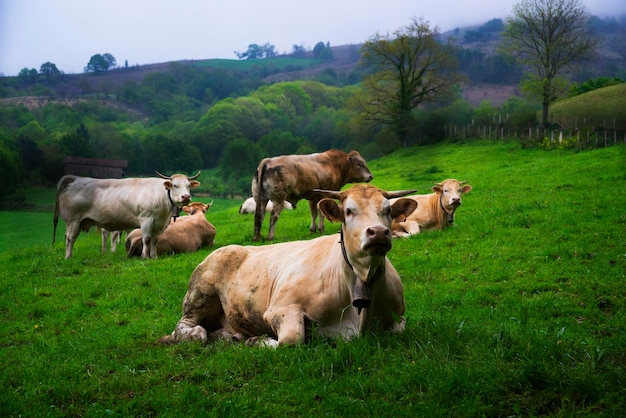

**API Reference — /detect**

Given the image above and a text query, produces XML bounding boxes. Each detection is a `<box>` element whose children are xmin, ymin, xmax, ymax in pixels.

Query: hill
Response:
<box><xmin>2</xmin><ymin>15</ymin><xmax>624</xmax><ymax>109</ymax></box>
<box><xmin>547</xmin><ymin>83</ymin><xmax>626</xmax><ymax>130</ymax></box>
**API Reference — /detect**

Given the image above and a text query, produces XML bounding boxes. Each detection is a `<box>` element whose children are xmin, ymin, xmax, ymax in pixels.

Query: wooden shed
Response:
<box><xmin>63</xmin><ymin>157</ymin><xmax>128</xmax><ymax>178</ymax></box>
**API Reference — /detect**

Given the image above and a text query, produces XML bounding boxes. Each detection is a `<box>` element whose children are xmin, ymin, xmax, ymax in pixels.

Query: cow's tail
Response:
<box><xmin>252</xmin><ymin>159</ymin><xmax>269</xmax><ymax>204</ymax></box>
<box><xmin>52</xmin><ymin>175</ymin><xmax>75</xmax><ymax>247</ymax></box>
<box><xmin>252</xmin><ymin>160</ymin><xmax>269</xmax><ymax>240</ymax></box>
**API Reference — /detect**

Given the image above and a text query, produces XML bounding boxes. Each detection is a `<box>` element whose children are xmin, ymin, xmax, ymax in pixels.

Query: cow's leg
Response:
<box><xmin>140</xmin><ymin>221</ymin><xmax>156</xmax><ymax>259</ymax></box>
<box><xmin>267</xmin><ymin>202</ymin><xmax>284</xmax><ymax>241</ymax></box>
<box><xmin>404</xmin><ymin>221</ymin><xmax>421</xmax><ymax>236</ymax></box>
<box><xmin>264</xmin><ymin>304</ymin><xmax>306</xmax><ymax>346</ymax></box>
<box><xmin>172</xmin><ymin>284</ymin><xmax>225</xmax><ymax>344</ymax></box>
<box><xmin>64</xmin><ymin>223</ymin><xmax>80</xmax><ymax>259</ymax></box>
<box><xmin>308</xmin><ymin>200</ymin><xmax>319</xmax><ymax>233</ymax></box>
<box><xmin>253</xmin><ymin>197</ymin><xmax>269</xmax><ymax>241</ymax></box>
<box><xmin>110</xmin><ymin>231</ymin><xmax>120</xmax><ymax>252</ymax></box>
<box><xmin>101</xmin><ymin>229</ymin><xmax>108</xmax><ymax>253</ymax></box>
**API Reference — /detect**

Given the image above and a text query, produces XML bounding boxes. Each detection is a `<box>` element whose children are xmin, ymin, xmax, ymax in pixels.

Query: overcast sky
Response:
<box><xmin>1</xmin><ymin>0</ymin><xmax>623</xmax><ymax>76</ymax></box>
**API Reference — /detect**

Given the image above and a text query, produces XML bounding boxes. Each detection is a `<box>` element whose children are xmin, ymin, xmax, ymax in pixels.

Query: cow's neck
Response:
<box><xmin>439</xmin><ymin>194</ymin><xmax>455</xmax><ymax>225</ymax></box>
<box><xmin>167</xmin><ymin>189</ymin><xmax>181</xmax><ymax>221</ymax></box>
<box><xmin>339</xmin><ymin>227</ymin><xmax>385</xmax><ymax>315</ymax></box>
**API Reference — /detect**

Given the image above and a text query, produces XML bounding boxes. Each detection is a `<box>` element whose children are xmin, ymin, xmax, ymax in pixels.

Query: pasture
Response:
<box><xmin>1</xmin><ymin>140</ymin><xmax>625</xmax><ymax>416</ymax></box>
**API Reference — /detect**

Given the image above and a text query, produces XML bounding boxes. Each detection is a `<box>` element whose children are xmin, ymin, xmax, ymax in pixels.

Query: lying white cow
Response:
<box><xmin>239</xmin><ymin>197</ymin><xmax>292</xmax><ymax>214</ymax></box>
<box><xmin>391</xmin><ymin>179</ymin><xmax>472</xmax><ymax>237</ymax></box>
<box><xmin>159</xmin><ymin>184</ymin><xmax>417</xmax><ymax>347</ymax></box>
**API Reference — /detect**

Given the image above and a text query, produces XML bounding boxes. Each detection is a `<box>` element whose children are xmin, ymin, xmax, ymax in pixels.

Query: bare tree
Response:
<box><xmin>356</xmin><ymin>17</ymin><xmax>463</xmax><ymax>147</ymax></box>
<box><xmin>500</xmin><ymin>0</ymin><xmax>598</xmax><ymax>128</ymax></box>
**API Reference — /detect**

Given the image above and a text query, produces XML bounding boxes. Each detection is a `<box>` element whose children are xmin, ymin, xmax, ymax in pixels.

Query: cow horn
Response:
<box><xmin>188</xmin><ymin>171</ymin><xmax>201</xmax><ymax>180</ymax></box>
<box><xmin>383</xmin><ymin>189</ymin><xmax>417</xmax><ymax>199</ymax></box>
<box><xmin>313</xmin><ymin>189</ymin><xmax>341</xmax><ymax>199</ymax></box>
<box><xmin>155</xmin><ymin>171</ymin><xmax>171</xmax><ymax>180</ymax></box>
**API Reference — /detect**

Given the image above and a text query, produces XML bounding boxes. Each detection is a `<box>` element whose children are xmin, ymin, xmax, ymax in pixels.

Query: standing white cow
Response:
<box><xmin>160</xmin><ymin>184</ymin><xmax>417</xmax><ymax>347</ymax></box>
<box><xmin>53</xmin><ymin>171</ymin><xmax>200</xmax><ymax>259</ymax></box>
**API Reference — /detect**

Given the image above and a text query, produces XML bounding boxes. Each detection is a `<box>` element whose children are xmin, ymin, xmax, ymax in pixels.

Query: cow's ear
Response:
<box><xmin>432</xmin><ymin>185</ymin><xmax>443</xmax><ymax>194</ymax></box>
<box><xmin>461</xmin><ymin>184</ymin><xmax>472</xmax><ymax>193</ymax></box>
<box><xmin>163</xmin><ymin>180</ymin><xmax>173</xmax><ymax>190</ymax></box>
<box><xmin>190</xmin><ymin>180</ymin><xmax>200</xmax><ymax>189</ymax></box>
<box><xmin>391</xmin><ymin>198</ymin><xmax>417</xmax><ymax>221</ymax></box>
<box><xmin>318</xmin><ymin>198</ymin><xmax>342</xmax><ymax>223</ymax></box>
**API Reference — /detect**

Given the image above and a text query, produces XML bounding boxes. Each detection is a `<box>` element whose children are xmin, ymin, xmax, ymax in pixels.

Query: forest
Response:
<box><xmin>0</xmin><ymin>15</ymin><xmax>624</xmax><ymax>204</ymax></box>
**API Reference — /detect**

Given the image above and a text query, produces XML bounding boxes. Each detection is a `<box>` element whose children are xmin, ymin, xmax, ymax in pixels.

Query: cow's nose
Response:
<box><xmin>364</xmin><ymin>225</ymin><xmax>392</xmax><ymax>255</ymax></box>
<box><xmin>365</xmin><ymin>225</ymin><xmax>391</xmax><ymax>244</ymax></box>
<box><xmin>367</xmin><ymin>225</ymin><xmax>390</xmax><ymax>240</ymax></box>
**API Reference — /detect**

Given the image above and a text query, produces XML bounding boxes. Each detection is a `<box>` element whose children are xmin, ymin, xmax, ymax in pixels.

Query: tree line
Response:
<box><xmin>1</xmin><ymin>0</ymin><xmax>623</xmax><ymax>205</ymax></box>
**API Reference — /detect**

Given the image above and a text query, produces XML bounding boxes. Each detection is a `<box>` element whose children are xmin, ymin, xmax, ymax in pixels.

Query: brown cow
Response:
<box><xmin>391</xmin><ymin>179</ymin><xmax>472</xmax><ymax>237</ymax></box>
<box><xmin>252</xmin><ymin>149</ymin><xmax>373</xmax><ymax>241</ymax></box>
<box><xmin>125</xmin><ymin>202</ymin><xmax>215</xmax><ymax>257</ymax></box>
<box><xmin>53</xmin><ymin>171</ymin><xmax>200</xmax><ymax>259</ymax></box>
<box><xmin>159</xmin><ymin>184</ymin><xmax>417</xmax><ymax>347</ymax></box>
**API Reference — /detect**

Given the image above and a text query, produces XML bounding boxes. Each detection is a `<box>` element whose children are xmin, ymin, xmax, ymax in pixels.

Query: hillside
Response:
<box><xmin>547</xmin><ymin>83</ymin><xmax>626</xmax><ymax>130</ymax></box>
<box><xmin>2</xmin><ymin>14</ymin><xmax>625</xmax><ymax>110</ymax></box>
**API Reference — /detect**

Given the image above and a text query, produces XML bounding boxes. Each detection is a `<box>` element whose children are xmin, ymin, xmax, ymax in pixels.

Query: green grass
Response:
<box><xmin>1</xmin><ymin>140</ymin><xmax>625</xmax><ymax>416</ymax></box>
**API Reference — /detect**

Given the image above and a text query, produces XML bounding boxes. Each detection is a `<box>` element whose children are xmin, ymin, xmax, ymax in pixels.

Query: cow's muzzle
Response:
<box><xmin>352</xmin><ymin>279</ymin><xmax>371</xmax><ymax>314</ymax></box>
<box><xmin>362</xmin><ymin>225</ymin><xmax>392</xmax><ymax>256</ymax></box>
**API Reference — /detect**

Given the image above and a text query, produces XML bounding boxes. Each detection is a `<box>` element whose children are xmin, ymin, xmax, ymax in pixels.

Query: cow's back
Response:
<box><xmin>257</xmin><ymin>151</ymin><xmax>348</xmax><ymax>201</ymax></box>
<box><xmin>59</xmin><ymin>177</ymin><xmax>170</xmax><ymax>232</ymax></box>
<box><xmin>189</xmin><ymin>235</ymin><xmax>356</xmax><ymax>336</ymax></box>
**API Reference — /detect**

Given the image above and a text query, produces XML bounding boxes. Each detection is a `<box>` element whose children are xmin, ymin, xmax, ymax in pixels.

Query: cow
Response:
<box><xmin>252</xmin><ymin>149</ymin><xmax>373</xmax><ymax>241</ymax></box>
<box><xmin>52</xmin><ymin>171</ymin><xmax>201</xmax><ymax>259</ymax></box>
<box><xmin>99</xmin><ymin>228</ymin><xmax>123</xmax><ymax>253</ymax></box>
<box><xmin>391</xmin><ymin>179</ymin><xmax>472</xmax><ymax>237</ymax></box>
<box><xmin>125</xmin><ymin>201</ymin><xmax>216</xmax><ymax>257</ymax></box>
<box><xmin>158</xmin><ymin>184</ymin><xmax>418</xmax><ymax>347</ymax></box>
<box><xmin>239</xmin><ymin>197</ymin><xmax>292</xmax><ymax>215</ymax></box>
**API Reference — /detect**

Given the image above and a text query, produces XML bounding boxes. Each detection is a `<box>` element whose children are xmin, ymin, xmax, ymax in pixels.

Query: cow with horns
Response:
<box><xmin>159</xmin><ymin>184</ymin><xmax>417</xmax><ymax>347</ymax></box>
<box><xmin>53</xmin><ymin>171</ymin><xmax>201</xmax><ymax>259</ymax></box>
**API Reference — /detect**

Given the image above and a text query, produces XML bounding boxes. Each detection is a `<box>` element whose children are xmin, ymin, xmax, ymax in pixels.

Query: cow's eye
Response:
<box><xmin>345</xmin><ymin>208</ymin><xmax>353</xmax><ymax>217</ymax></box>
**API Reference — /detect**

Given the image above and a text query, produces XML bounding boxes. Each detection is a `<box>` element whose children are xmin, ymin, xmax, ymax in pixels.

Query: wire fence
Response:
<box><xmin>444</xmin><ymin>116</ymin><xmax>625</xmax><ymax>148</ymax></box>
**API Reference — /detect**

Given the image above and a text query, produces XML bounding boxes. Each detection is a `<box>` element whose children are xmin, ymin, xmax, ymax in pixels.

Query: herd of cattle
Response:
<box><xmin>52</xmin><ymin>149</ymin><xmax>472</xmax><ymax>347</ymax></box>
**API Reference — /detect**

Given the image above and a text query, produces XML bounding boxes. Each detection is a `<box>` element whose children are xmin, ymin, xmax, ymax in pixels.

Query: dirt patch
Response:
<box><xmin>462</xmin><ymin>84</ymin><xmax>520</xmax><ymax>107</ymax></box>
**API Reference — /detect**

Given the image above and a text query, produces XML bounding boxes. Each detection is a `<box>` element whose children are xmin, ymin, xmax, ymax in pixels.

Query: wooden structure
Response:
<box><xmin>63</xmin><ymin>157</ymin><xmax>128</xmax><ymax>178</ymax></box>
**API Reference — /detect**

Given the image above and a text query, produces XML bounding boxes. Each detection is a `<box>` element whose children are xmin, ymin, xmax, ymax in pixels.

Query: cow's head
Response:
<box><xmin>346</xmin><ymin>150</ymin><xmax>374</xmax><ymax>183</ymax></box>
<box><xmin>316</xmin><ymin>184</ymin><xmax>416</xmax><ymax>302</ymax></box>
<box><xmin>156</xmin><ymin>171</ymin><xmax>201</xmax><ymax>207</ymax></box>
<box><xmin>182</xmin><ymin>201</ymin><xmax>212</xmax><ymax>216</ymax></box>
<box><xmin>433</xmin><ymin>179</ymin><xmax>472</xmax><ymax>211</ymax></box>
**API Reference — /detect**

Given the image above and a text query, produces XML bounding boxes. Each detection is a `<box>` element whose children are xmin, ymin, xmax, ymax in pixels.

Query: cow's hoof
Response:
<box><xmin>156</xmin><ymin>334</ymin><xmax>177</xmax><ymax>345</ymax></box>
<box><xmin>246</xmin><ymin>336</ymin><xmax>279</xmax><ymax>348</ymax></box>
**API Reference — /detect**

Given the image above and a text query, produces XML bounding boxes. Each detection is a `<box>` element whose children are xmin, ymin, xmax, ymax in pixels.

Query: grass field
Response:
<box><xmin>1</xmin><ymin>140</ymin><xmax>625</xmax><ymax>417</ymax></box>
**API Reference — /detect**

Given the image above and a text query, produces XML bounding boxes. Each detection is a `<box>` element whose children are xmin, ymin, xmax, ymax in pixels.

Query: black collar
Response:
<box><xmin>439</xmin><ymin>194</ymin><xmax>455</xmax><ymax>225</ymax></box>
<box><xmin>167</xmin><ymin>189</ymin><xmax>181</xmax><ymax>222</ymax></box>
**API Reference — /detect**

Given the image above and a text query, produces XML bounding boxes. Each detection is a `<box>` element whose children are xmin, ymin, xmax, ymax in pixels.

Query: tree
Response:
<box><xmin>357</xmin><ymin>17</ymin><xmax>463</xmax><ymax>147</ymax></box>
<box><xmin>500</xmin><ymin>0</ymin><xmax>598</xmax><ymax>127</ymax></box>
<box><xmin>85</xmin><ymin>53</ymin><xmax>115</xmax><ymax>73</ymax></box>
<box><xmin>39</xmin><ymin>62</ymin><xmax>61</xmax><ymax>78</ymax></box>
<box><xmin>102</xmin><ymin>53</ymin><xmax>117</xmax><ymax>69</ymax></box>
